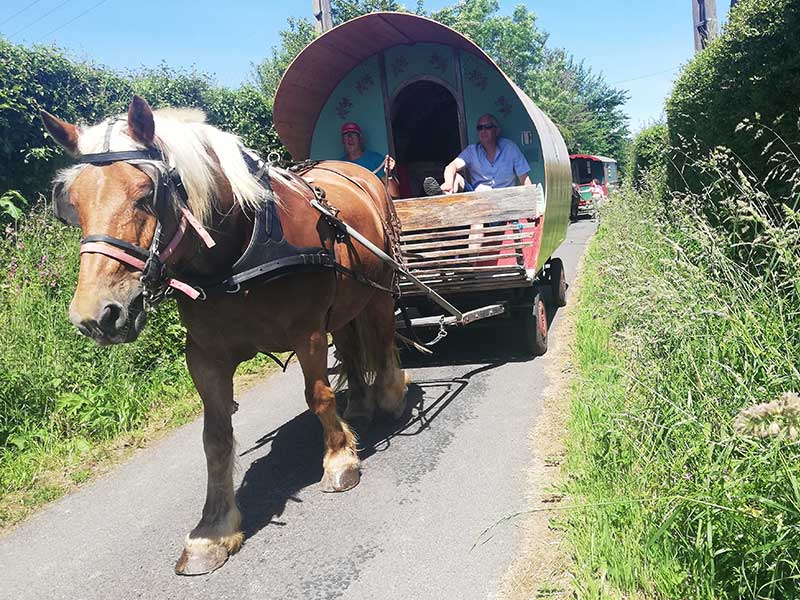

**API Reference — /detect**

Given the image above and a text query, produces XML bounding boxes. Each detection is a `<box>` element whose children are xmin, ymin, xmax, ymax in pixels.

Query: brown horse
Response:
<box><xmin>40</xmin><ymin>96</ymin><xmax>406</xmax><ymax>575</ymax></box>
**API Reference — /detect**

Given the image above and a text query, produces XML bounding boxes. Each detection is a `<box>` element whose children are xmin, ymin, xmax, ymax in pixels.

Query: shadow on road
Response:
<box><xmin>234</xmin><ymin>299</ymin><xmax>565</xmax><ymax>541</ymax></box>
<box><xmin>398</xmin><ymin>302</ymin><xmax>561</xmax><ymax>368</ymax></box>
<box><xmin>234</xmin><ymin>357</ymin><xmax>510</xmax><ymax>540</ymax></box>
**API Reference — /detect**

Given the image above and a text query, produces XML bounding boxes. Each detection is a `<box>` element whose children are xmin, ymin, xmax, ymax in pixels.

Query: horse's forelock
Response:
<box><xmin>66</xmin><ymin>110</ymin><xmax>267</xmax><ymax>225</ymax></box>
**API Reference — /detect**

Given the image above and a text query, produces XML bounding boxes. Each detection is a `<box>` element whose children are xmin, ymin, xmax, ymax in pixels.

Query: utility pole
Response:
<box><xmin>312</xmin><ymin>0</ymin><xmax>334</xmax><ymax>33</ymax></box>
<box><xmin>693</xmin><ymin>0</ymin><xmax>718</xmax><ymax>52</ymax></box>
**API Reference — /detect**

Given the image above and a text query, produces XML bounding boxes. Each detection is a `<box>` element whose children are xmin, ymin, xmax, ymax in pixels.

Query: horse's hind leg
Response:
<box><xmin>296</xmin><ymin>330</ymin><xmax>360</xmax><ymax>493</ymax></box>
<box><xmin>368</xmin><ymin>293</ymin><xmax>407</xmax><ymax>419</ymax></box>
<box><xmin>175</xmin><ymin>340</ymin><xmax>243</xmax><ymax>575</ymax></box>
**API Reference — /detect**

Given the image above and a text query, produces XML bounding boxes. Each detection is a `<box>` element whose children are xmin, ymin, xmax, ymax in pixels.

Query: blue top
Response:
<box><xmin>458</xmin><ymin>137</ymin><xmax>530</xmax><ymax>189</ymax></box>
<box><xmin>340</xmin><ymin>150</ymin><xmax>386</xmax><ymax>177</ymax></box>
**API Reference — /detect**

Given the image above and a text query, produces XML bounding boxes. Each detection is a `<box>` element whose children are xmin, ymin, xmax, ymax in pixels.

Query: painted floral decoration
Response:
<box><xmin>495</xmin><ymin>95</ymin><xmax>512</xmax><ymax>117</ymax></box>
<box><xmin>389</xmin><ymin>55</ymin><xmax>408</xmax><ymax>77</ymax></box>
<box><xmin>355</xmin><ymin>72</ymin><xmax>374</xmax><ymax>95</ymax></box>
<box><xmin>429</xmin><ymin>51</ymin><xmax>449</xmax><ymax>74</ymax></box>
<box><xmin>335</xmin><ymin>97</ymin><xmax>353</xmax><ymax>119</ymax></box>
<box><xmin>467</xmin><ymin>68</ymin><xmax>487</xmax><ymax>91</ymax></box>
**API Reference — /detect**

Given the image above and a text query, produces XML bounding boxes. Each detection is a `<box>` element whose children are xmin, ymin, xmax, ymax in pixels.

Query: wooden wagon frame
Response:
<box><xmin>276</xmin><ymin>12</ymin><xmax>573</xmax><ymax>355</ymax></box>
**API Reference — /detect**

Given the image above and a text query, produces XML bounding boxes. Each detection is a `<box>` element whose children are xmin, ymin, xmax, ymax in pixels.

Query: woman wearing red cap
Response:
<box><xmin>340</xmin><ymin>122</ymin><xmax>399</xmax><ymax>197</ymax></box>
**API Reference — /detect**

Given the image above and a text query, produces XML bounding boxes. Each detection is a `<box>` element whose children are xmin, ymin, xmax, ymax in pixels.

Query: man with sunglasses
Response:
<box><xmin>340</xmin><ymin>121</ymin><xmax>399</xmax><ymax>197</ymax></box>
<box><xmin>424</xmin><ymin>114</ymin><xmax>531</xmax><ymax>195</ymax></box>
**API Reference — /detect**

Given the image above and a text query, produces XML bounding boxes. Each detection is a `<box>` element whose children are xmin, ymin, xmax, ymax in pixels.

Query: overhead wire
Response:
<box><xmin>611</xmin><ymin>66</ymin><xmax>682</xmax><ymax>86</ymax></box>
<box><xmin>39</xmin><ymin>0</ymin><xmax>111</xmax><ymax>40</ymax></box>
<box><xmin>0</xmin><ymin>0</ymin><xmax>45</xmax><ymax>28</ymax></box>
<box><xmin>7</xmin><ymin>0</ymin><xmax>71</xmax><ymax>39</ymax></box>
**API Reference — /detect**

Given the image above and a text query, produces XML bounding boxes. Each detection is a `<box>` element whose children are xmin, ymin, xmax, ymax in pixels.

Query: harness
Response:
<box><xmin>55</xmin><ymin>122</ymin><xmax>396</xmax><ymax>311</ymax></box>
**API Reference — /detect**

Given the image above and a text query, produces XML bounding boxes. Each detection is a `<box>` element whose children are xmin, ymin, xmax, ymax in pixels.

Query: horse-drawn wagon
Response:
<box><xmin>274</xmin><ymin>12</ymin><xmax>572</xmax><ymax>355</ymax></box>
<box><xmin>39</xmin><ymin>11</ymin><xmax>575</xmax><ymax>575</ymax></box>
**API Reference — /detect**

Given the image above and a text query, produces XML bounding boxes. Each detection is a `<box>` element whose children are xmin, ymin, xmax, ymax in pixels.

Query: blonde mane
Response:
<box><xmin>64</xmin><ymin>108</ymin><xmax>268</xmax><ymax>224</ymax></box>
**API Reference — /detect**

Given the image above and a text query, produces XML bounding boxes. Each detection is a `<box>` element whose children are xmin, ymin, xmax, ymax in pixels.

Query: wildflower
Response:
<box><xmin>733</xmin><ymin>392</ymin><xmax>800</xmax><ymax>440</ymax></box>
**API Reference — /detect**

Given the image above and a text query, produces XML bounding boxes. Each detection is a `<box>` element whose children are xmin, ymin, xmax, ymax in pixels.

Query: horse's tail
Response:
<box><xmin>332</xmin><ymin>308</ymin><xmax>383</xmax><ymax>393</ymax></box>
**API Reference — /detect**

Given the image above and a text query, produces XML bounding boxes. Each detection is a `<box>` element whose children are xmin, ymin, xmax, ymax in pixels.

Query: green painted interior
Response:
<box><xmin>310</xmin><ymin>55</ymin><xmax>387</xmax><ymax>161</ymax></box>
<box><xmin>310</xmin><ymin>44</ymin><xmax>545</xmax><ymax>191</ymax></box>
<box><xmin>458</xmin><ymin>51</ymin><xmax>545</xmax><ymax>188</ymax></box>
<box><xmin>384</xmin><ymin>43</ymin><xmax>458</xmax><ymax>97</ymax></box>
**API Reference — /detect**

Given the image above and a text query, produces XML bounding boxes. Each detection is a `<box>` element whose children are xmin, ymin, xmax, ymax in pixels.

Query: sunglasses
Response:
<box><xmin>476</xmin><ymin>123</ymin><xmax>497</xmax><ymax>131</ymax></box>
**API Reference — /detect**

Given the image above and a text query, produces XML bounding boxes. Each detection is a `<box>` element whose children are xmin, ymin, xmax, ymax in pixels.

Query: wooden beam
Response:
<box><xmin>394</xmin><ymin>186</ymin><xmax>541</xmax><ymax>230</ymax></box>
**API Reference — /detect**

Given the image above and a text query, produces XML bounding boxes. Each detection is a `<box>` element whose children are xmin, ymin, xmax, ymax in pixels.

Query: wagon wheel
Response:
<box><xmin>549</xmin><ymin>258</ymin><xmax>567</xmax><ymax>308</ymax></box>
<box><xmin>519</xmin><ymin>291</ymin><xmax>548</xmax><ymax>356</ymax></box>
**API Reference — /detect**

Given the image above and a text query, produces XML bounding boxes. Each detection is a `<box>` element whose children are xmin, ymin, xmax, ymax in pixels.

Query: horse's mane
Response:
<box><xmin>58</xmin><ymin>108</ymin><xmax>268</xmax><ymax>225</ymax></box>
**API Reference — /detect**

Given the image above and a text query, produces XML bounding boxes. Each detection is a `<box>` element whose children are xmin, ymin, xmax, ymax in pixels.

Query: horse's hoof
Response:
<box><xmin>174</xmin><ymin>542</ymin><xmax>229</xmax><ymax>576</ymax></box>
<box><xmin>321</xmin><ymin>466</ymin><xmax>361</xmax><ymax>493</ymax></box>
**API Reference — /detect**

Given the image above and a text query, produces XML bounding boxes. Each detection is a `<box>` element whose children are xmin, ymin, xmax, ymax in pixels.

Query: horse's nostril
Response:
<box><xmin>98</xmin><ymin>302</ymin><xmax>123</xmax><ymax>335</ymax></box>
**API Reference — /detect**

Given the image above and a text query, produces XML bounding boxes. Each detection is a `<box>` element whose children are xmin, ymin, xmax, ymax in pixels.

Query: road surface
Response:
<box><xmin>0</xmin><ymin>220</ymin><xmax>596</xmax><ymax>600</ymax></box>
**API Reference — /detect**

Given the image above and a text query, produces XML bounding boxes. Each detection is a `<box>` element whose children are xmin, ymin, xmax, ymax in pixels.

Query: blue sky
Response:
<box><xmin>1</xmin><ymin>1</ymin><xmax>730</xmax><ymax>132</ymax></box>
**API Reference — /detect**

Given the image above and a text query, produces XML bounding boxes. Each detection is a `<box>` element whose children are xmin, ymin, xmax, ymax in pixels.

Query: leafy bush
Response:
<box><xmin>666</xmin><ymin>0</ymin><xmax>800</xmax><ymax>213</ymax></box>
<box><xmin>627</xmin><ymin>123</ymin><xmax>669</xmax><ymax>194</ymax></box>
<box><xmin>0</xmin><ymin>39</ymin><xmax>133</xmax><ymax>201</ymax></box>
<box><xmin>0</xmin><ymin>41</ymin><xmax>281</xmax><ymax>206</ymax></box>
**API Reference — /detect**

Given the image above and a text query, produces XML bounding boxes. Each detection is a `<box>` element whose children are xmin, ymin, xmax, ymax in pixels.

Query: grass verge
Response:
<box><xmin>0</xmin><ymin>209</ymin><xmax>279</xmax><ymax>531</ymax></box>
<box><xmin>565</xmin><ymin>189</ymin><xmax>800</xmax><ymax>598</ymax></box>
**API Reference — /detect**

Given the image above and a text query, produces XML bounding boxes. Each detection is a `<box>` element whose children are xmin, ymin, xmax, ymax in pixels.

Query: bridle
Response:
<box><xmin>56</xmin><ymin>121</ymin><xmax>215</xmax><ymax>309</ymax></box>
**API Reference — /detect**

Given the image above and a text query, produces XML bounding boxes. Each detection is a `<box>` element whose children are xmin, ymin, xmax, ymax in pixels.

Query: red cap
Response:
<box><xmin>341</xmin><ymin>122</ymin><xmax>361</xmax><ymax>135</ymax></box>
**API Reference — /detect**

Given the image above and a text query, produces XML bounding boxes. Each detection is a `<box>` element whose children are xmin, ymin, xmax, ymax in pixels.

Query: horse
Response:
<box><xmin>40</xmin><ymin>96</ymin><xmax>407</xmax><ymax>575</ymax></box>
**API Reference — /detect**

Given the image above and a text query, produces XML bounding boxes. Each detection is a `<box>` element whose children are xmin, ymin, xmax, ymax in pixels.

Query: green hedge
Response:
<box><xmin>665</xmin><ymin>0</ymin><xmax>800</xmax><ymax>208</ymax></box>
<box><xmin>0</xmin><ymin>40</ymin><xmax>280</xmax><ymax>206</ymax></box>
<box><xmin>627</xmin><ymin>124</ymin><xmax>669</xmax><ymax>193</ymax></box>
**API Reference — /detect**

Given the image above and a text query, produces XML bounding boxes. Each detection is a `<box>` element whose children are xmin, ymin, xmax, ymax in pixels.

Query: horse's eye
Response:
<box><xmin>135</xmin><ymin>193</ymin><xmax>154</xmax><ymax>213</ymax></box>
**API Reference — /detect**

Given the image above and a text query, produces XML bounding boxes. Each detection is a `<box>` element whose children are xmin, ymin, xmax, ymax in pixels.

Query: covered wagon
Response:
<box><xmin>274</xmin><ymin>12</ymin><xmax>572</xmax><ymax>354</ymax></box>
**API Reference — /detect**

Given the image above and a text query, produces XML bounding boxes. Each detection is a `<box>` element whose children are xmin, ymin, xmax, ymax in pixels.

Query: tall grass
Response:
<box><xmin>566</xmin><ymin>162</ymin><xmax>800</xmax><ymax>596</ymax></box>
<box><xmin>0</xmin><ymin>210</ymin><xmax>197</xmax><ymax>518</ymax></box>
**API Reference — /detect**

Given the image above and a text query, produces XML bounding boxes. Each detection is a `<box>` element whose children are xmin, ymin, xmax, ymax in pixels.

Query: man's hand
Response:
<box><xmin>384</xmin><ymin>155</ymin><xmax>396</xmax><ymax>175</ymax></box>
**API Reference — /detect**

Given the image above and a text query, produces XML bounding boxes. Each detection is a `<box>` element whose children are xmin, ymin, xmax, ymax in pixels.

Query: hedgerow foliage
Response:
<box><xmin>627</xmin><ymin>124</ymin><xmax>669</xmax><ymax>193</ymax></box>
<box><xmin>0</xmin><ymin>40</ymin><xmax>280</xmax><ymax>206</ymax></box>
<box><xmin>665</xmin><ymin>0</ymin><xmax>800</xmax><ymax>209</ymax></box>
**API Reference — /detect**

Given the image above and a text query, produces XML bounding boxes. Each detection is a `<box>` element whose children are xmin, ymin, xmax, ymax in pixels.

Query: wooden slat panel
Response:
<box><xmin>400</xmin><ymin>277</ymin><xmax>531</xmax><ymax>295</ymax></box>
<box><xmin>394</xmin><ymin>186</ymin><xmax>541</xmax><ymax>230</ymax></box>
<box><xmin>402</xmin><ymin>232</ymin><xmax>534</xmax><ymax>252</ymax></box>
<box><xmin>403</xmin><ymin>265</ymin><xmax>525</xmax><ymax>275</ymax></box>
<box><xmin>406</xmin><ymin>241</ymin><xmax>531</xmax><ymax>261</ymax></box>
<box><xmin>403</xmin><ymin>254</ymin><xmax>524</xmax><ymax>269</ymax></box>
<box><xmin>399</xmin><ymin>222</ymin><xmax>536</xmax><ymax>242</ymax></box>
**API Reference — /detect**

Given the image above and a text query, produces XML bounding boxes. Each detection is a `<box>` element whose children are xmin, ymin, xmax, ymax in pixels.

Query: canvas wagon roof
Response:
<box><xmin>570</xmin><ymin>154</ymin><xmax>617</xmax><ymax>164</ymax></box>
<box><xmin>274</xmin><ymin>12</ymin><xmax>512</xmax><ymax>159</ymax></box>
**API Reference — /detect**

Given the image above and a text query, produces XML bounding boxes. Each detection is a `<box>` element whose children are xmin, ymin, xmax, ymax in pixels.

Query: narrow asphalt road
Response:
<box><xmin>1</xmin><ymin>220</ymin><xmax>596</xmax><ymax>600</ymax></box>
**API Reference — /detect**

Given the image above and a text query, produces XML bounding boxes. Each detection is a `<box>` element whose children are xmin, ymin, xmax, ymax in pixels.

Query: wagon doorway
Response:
<box><xmin>391</xmin><ymin>80</ymin><xmax>463</xmax><ymax>198</ymax></box>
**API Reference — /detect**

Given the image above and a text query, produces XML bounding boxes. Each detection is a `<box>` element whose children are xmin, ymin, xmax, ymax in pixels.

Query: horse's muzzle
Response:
<box><xmin>71</xmin><ymin>293</ymin><xmax>147</xmax><ymax>345</ymax></box>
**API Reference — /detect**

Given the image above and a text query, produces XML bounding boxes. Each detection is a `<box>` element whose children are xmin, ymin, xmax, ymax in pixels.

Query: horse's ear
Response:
<box><xmin>40</xmin><ymin>110</ymin><xmax>81</xmax><ymax>155</ymax></box>
<box><xmin>128</xmin><ymin>95</ymin><xmax>155</xmax><ymax>145</ymax></box>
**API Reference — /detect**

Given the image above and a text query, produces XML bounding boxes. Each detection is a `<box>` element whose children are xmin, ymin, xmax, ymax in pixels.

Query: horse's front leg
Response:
<box><xmin>175</xmin><ymin>340</ymin><xmax>243</xmax><ymax>576</ymax></box>
<box><xmin>296</xmin><ymin>331</ymin><xmax>361</xmax><ymax>492</ymax></box>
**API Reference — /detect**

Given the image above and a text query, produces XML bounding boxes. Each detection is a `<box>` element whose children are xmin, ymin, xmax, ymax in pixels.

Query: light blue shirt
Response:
<box><xmin>458</xmin><ymin>137</ymin><xmax>530</xmax><ymax>189</ymax></box>
<box><xmin>340</xmin><ymin>150</ymin><xmax>387</xmax><ymax>177</ymax></box>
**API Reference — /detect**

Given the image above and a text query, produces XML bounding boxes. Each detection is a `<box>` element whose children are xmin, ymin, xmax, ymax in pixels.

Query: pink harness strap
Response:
<box><xmin>80</xmin><ymin>242</ymin><xmax>201</xmax><ymax>300</ymax></box>
<box><xmin>181</xmin><ymin>207</ymin><xmax>216</xmax><ymax>249</ymax></box>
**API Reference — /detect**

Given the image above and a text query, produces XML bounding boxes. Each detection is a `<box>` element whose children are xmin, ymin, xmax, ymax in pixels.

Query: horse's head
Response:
<box><xmin>41</xmin><ymin>97</ymin><xmax>163</xmax><ymax>345</ymax></box>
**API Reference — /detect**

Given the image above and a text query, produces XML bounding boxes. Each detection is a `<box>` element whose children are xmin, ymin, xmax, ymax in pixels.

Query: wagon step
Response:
<box><xmin>398</xmin><ymin>303</ymin><xmax>506</xmax><ymax>329</ymax></box>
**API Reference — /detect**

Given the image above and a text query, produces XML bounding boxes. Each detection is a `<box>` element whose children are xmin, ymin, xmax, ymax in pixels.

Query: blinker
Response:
<box><xmin>52</xmin><ymin>180</ymin><xmax>79</xmax><ymax>227</ymax></box>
